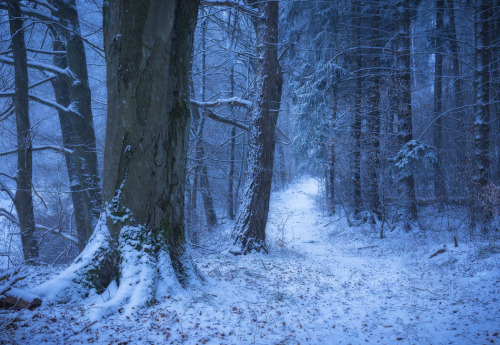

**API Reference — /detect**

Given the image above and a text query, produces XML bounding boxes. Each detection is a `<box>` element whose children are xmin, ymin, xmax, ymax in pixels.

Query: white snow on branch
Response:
<box><xmin>190</xmin><ymin>97</ymin><xmax>252</xmax><ymax>108</ymax></box>
<box><xmin>0</xmin><ymin>145</ymin><xmax>73</xmax><ymax>158</ymax></box>
<box><xmin>0</xmin><ymin>55</ymin><xmax>74</xmax><ymax>80</ymax></box>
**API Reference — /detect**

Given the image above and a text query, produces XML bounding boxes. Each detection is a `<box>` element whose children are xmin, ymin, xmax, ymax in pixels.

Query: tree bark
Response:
<box><xmin>366</xmin><ymin>2</ymin><xmax>382</xmax><ymax>220</ymax></box>
<box><xmin>395</xmin><ymin>0</ymin><xmax>418</xmax><ymax>223</ymax></box>
<box><xmin>470</xmin><ymin>0</ymin><xmax>493</xmax><ymax>231</ymax></box>
<box><xmin>446</xmin><ymin>0</ymin><xmax>466</xmax><ymax>173</ymax></box>
<box><xmin>8</xmin><ymin>0</ymin><xmax>38</xmax><ymax>262</ymax></box>
<box><xmin>34</xmin><ymin>1</ymin><xmax>201</xmax><ymax>310</ymax></box>
<box><xmin>231</xmin><ymin>1</ymin><xmax>283</xmax><ymax>254</ymax></box>
<box><xmin>50</xmin><ymin>0</ymin><xmax>102</xmax><ymax>250</ymax></box>
<box><xmin>351</xmin><ymin>0</ymin><xmax>363</xmax><ymax>218</ymax></box>
<box><xmin>50</xmin><ymin>36</ymin><xmax>97</xmax><ymax>253</ymax></box>
<box><xmin>326</xmin><ymin>88</ymin><xmax>337</xmax><ymax>216</ymax></box>
<box><xmin>433</xmin><ymin>0</ymin><xmax>447</xmax><ymax>208</ymax></box>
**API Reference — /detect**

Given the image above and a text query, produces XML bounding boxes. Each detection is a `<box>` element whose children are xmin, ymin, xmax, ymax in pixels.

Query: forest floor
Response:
<box><xmin>1</xmin><ymin>178</ymin><xmax>499</xmax><ymax>344</ymax></box>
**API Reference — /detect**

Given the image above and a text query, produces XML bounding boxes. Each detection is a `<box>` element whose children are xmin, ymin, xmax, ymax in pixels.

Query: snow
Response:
<box><xmin>1</xmin><ymin>178</ymin><xmax>499</xmax><ymax>344</ymax></box>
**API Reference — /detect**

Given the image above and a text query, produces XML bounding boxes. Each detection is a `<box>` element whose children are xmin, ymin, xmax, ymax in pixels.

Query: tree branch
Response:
<box><xmin>201</xmin><ymin>1</ymin><xmax>259</xmax><ymax>16</ymax></box>
<box><xmin>190</xmin><ymin>97</ymin><xmax>252</xmax><ymax>108</ymax></box>
<box><xmin>0</xmin><ymin>145</ymin><xmax>73</xmax><ymax>158</ymax></box>
<box><xmin>202</xmin><ymin>108</ymin><xmax>249</xmax><ymax>131</ymax></box>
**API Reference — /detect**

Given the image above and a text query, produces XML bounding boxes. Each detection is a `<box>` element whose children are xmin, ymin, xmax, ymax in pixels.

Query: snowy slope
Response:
<box><xmin>1</xmin><ymin>178</ymin><xmax>499</xmax><ymax>344</ymax></box>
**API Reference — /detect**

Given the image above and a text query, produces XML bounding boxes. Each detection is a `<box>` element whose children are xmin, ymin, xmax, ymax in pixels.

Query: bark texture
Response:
<box><xmin>470</xmin><ymin>0</ymin><xmax>493</xmax><ymax>231</ymax></box>
<box><xmin>231</xmin><ymin>1</ymin><xmax>283</xmax><ymax>254</ymax></box>
<box><xmin>8</xmin><ymin>0</ymin><xmax>38</xmax><ymax>262</ymax></box>
<box><xmin>102</xmin><ymin>0</ymin><xmax>200</xmax><ymax>285</ymax></box>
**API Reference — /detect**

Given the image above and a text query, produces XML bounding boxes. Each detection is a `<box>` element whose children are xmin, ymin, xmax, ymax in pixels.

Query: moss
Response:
<box><xmin>77</xmin><ymin>247</ymin><xmax>117</xmax><ymax>295</ymax></box>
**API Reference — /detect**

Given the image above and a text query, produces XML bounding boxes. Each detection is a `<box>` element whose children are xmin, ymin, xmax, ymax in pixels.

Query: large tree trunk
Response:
<box><xmin>231</xmin><ymin>1</ymin><xmax>283</xmax><ymax>255</ymax></box>
<box><xmin>50</xmin><ymin>0</ymin><xmax>102</xmax><ymax>250</ymax></box>
<box><xmin>8</xmin><ymin>0</ymin><xmax>38</xmax><ymax>262</ymax></box>
<box><xmin>35</xmin><ymin>0</ymin><xmax>200</xmax><ymax>312</ymax></box>
<box><xmin>470</xmin><ymin>0</ymin><xmax>493</xmax><ymax>231</ymax></box>
<box><xmin>395</xmin><ymin>0</ymin><xmax>418</xmax><ymax>223</ymax></box>
<box><xmin>433</xmin><ymin>0</ymin><xmax>447</xmax><ymax>208</ymax></box>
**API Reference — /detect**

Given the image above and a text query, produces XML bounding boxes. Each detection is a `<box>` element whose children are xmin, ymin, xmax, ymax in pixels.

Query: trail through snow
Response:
<box><xmin>1</xmin><ymin>178</ymin><xmax>499</xmax><ymax>344</ymax></box>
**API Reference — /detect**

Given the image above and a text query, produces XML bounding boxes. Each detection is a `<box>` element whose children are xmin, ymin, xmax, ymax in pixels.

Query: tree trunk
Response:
<box><xmin>351</xmin><ymin>0</ymin><xmax>363</xmax><ymax>218</ymax></box>
<box><xmin>228</xmin><ymin>124</ymin><xmax>236</xmax><ymax>219</ymax></box>
<box><xmin>231</xmin><ymin>1</ymin><xmax>283</xmax><ymax>254</ymax></box>
<box><xmin>326</xmin><ymin>88</ymin><xmax>337</xmax><ymax>216</ymax></box>
<box><xmin>395</xmin><ymin>0</ymin><xmax>418</xmax><ymax>223</ymax></box>
<box><xmin>50</xmin><ymin>0</ymin><xmax>102</xmax><ymax>250</ymax></box>
<box><xmin>191</xmin><ymin>17</ymin><xmax>217</xmax><ymax>227</ymax></box>
<box><xmin>8</xmin><ymin>0</ymin><xmax>38</xmax><ymax>262</ymax></box>
<box><xmin>227</xmin><ymin>11</ymin><xmax>238</xmax><ymax>220</ymax></box>
<box><xmin>366</xmin><ymin>2</ymin><xmax>382</xmax><ymax>220</ymax></box>
<box><xmin>35</xmin><ymin>0</ymin><xmax>201</xmax><ymax>312</ymax></box>
<box><xmin>50</xmin><ymin>36</ymin><xmax>96</xmax><ymax>253</ymax></box>
<box><xmin>470</xmin><ymin>0</ymin><xmax>492</xmax><ymax>231</ymax></box>
<box><xmin>446</xmin><ymin>0</ymin><xmax>467</xmax><ymax>187</ymax></box>
<box><xmin>433</xmin><ymin>0</ymin><xmax>447</xmax><ymax>208</ymax></box>
<box><xmin>195</xmin><ymin>118</ymin><xmax>218</xmax><ymax>227</ymax></box>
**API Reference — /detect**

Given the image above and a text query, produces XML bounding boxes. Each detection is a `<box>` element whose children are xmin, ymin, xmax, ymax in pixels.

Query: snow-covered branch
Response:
<box><xmin>0</xmin><ymin>145</ymin><xmax>73</xmax><ymax>158</ymax></box>
<box><xmin>201</xmin><ymin>1</ymin><xmax>259</xmax><ymax>17</ymax></box>
<box><xmin>0</xmin><ymin>207</ymin><xmax>78</xmax><ymax>245</ymax></box>
<box><xmin>190</xmin><ymin>97</ymin><xmax>252</xmax><ymax>108</ymax></box>
<box><xmin>0</xmin><ymin>55</ymin><xmax>73</xmax><ymax>79</ymax></box>
<box><xmin>37</xmin><ymin>224</ymin><xmax>78</xmax><ymax>245</ymax></box>
<box><xmin>27</xmin><ymin>93</ymin><xmax>74</xmax><ymax>114</ymax></box>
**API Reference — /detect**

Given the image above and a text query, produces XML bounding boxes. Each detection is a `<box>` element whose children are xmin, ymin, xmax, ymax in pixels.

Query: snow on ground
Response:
<box><xmin>1</xmin><ymin>178</ymin><xmax>499</xmax><ymax>344</ymax></box>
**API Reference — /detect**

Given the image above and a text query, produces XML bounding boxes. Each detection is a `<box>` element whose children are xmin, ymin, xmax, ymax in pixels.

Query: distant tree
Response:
<box><xmin>190</xmin><ymin>16</ymin><xmax>217</xmax><ymax>228</ymax></box>
<box><xmin>0</xmin><ymin>0</ymin><xmax>102</xmax><ymax>253</ymax></box>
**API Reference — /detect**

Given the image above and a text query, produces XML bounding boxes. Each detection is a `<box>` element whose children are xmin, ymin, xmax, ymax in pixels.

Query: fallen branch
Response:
<box><xmin>429</xmin><ymin>248</ymin><xmax>446</xmax><ymax>258</ymax></box>
<box><xmin>0</xmin><ymin>268</ymin><xmax>42</xmax><ymax>310</ymax></box>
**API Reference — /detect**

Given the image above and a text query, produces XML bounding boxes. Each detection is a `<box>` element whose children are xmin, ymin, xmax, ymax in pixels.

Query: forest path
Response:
<box><xmin>5</xmin><ymin>178</ymin><xmax>497</xmax><ymax>345</ymax></box>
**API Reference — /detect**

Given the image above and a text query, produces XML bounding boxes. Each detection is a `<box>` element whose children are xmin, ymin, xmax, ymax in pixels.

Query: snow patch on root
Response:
<box><xmin>33</xmin><ymin>213</ymin><xmax>113</xmax><ymax>303</ymax></box>
<box><xmin>88</xmin><ymin>225</ymin><xmax>179</xmax><ymax>320</ymax></box>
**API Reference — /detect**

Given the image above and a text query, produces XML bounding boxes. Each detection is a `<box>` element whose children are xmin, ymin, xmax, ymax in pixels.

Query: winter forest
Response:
<box><xmin>0</xmin><ymin>0</ymin><xmax>499</xmax><ymax>344</ymax></box>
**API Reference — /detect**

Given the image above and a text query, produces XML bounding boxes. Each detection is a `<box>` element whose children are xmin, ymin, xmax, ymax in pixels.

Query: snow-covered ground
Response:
<box><xmin>1</xmin><ymin>178</ymin><xmax>499</xmax><ymax>344</ymax></box>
